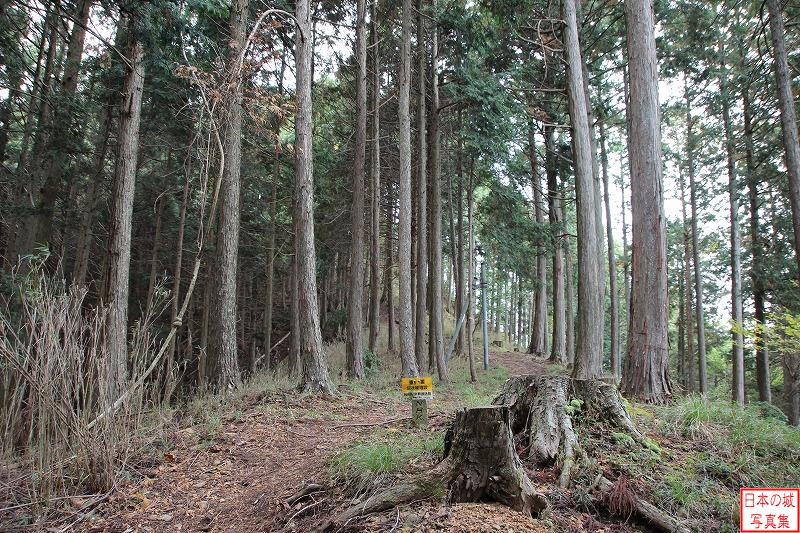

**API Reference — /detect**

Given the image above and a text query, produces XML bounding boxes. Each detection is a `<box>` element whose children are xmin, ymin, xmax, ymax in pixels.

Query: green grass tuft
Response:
<box><xmin>658</xmin><ymin>396</ymin><xmax>800</xmax><ymax>487</ymax></box>
<box><xmin>330</xmin><ymin>431</ymin><xmax>444</xmax><ymax>477</ymax></box>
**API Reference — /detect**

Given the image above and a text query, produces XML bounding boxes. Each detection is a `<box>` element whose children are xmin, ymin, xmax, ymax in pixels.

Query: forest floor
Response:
<box><xmin>42</xmin><ymin>349</ymin><xmax>800</xmax><ymax>533</ymax></box>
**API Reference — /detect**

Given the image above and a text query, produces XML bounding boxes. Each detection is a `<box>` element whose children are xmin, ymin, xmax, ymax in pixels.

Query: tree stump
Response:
<box><xmin>319</xmin><ymin>405</ymin><xmax>547</xmax><ymax>531</ymax></box>
<box><xmin>494</xmin><ymin>375</ymin><xmax>687</xmax><ymax>532</ymax></box>
<box><xmin>444</xmin><ymin>406</ymin><xmax>547</xmax><ymax>515</ymax></box>
<box><xmin>320</xmin><ymin>375</ymin><xmax>687</xmax><ymax>533</ymax></box>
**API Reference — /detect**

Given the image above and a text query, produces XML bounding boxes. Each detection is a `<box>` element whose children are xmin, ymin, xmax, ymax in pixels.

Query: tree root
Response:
<box><xmin>494</xmin><ymin>375</ymin><xmax>687</xmax><ymax>532</ymax></box>
<box><xmin>596</xmin><ymin>476</ymin><xmax>688</xmax><ymax>533</ymax></box>
<box><xmin>318</xmin><ymin>375</ymin><xmax>687</xmax><ymax>532</ymax></box>
<box><xmin>316</xmin><ymin>406</ymin><xmax>547</xmax><ymax>531</ymax></box>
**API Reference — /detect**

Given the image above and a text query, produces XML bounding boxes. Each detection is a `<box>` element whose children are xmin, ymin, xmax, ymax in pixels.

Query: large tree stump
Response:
<box><xmin>493</xmin><ymin>374</ymin><xmax>641</xmax><ymax>486</ymax></box>
<box><xmin>494</xmin><ymin>375</ymin><xmax>687</xmax><ymax>532</ymax></box>
<box><xmin>444</xmin><ymin>406</ymin><xmax>547</xmax><ymax>515</ymax></box>
<box><xmin>320</xmin><ymin>375</ymin><xmax>687</xmax><ymax>533</ymax></box>
<box><xmin>319</xmin><ymin>406</ymin><xmax>547</xmax><ymax>531</ymax></box>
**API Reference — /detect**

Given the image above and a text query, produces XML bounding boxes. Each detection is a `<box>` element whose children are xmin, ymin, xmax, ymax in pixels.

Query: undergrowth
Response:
<box><xmin>597</xmin><ymin>394</ymin><xmax>800</xmax><ymax>532</ymax></box>
<box><xmin>329</xmin><ymin>429</ymin><xmax>444</xmax><ymax>498</ymax></box>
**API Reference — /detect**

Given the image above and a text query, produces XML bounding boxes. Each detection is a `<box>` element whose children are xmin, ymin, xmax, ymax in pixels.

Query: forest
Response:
<box><xmin>0</xmin><ymin>0</ymin><xmax>799</xmax><ymax>531</ymax></box>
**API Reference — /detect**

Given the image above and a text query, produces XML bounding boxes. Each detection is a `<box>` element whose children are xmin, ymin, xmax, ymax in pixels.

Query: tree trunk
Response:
<box><xmin>211</xmin><ymin>0</ymin><xmax>248</xmax><ymax>391</ymax></box>
<box><xmin>385</xmin><ymin>198</ymin><xmax>395</xmax><ymax>353</ymax></box>
<box><xmin>766</xmin><ymin>0</ymin><xmax>800</xmax><ymax>300</ymax></box>
<box><xmin>169</xmin><ymin>163</ymin><xmax>191</xmax><ymax>393</ymax></box>
<box><xmin>684</xmin><ymin>78</ymin><xmax>707</xmax><ymax>395</ymax></box>
<box><xmin>455</xmin><ymin>114</ymin><xmax>466</xmax><ymax>357</ymax></box>
<box><xmin>529</xmin><ymin>124</ymin><xmax>548</xmax><ymax>357</ymax></box>
<box><xmin>680</xmin><ymin>166</ymin><xmax>696</xmax><ymax>394</ymax></box>
<box><xmin>545</xmin><ymin>126</ymin><xmax>566</xmax><ymax>364</ymax></box>
<box><xmin>28</xmin><ymin>0</ymin><xmax>94</xmax><ymax>254</ymax></box>
<box><xmin>145</xmin><ymin>190</ymin><xmax>166</xmax><ymax>313</ymax></box>
<box><xmin>620</xmin><ymin>171</ymin><xmax>630</xmax><ymax>347</ymax></box>
<box><xmin>73</xmin><ymin>96</ymin><xmax>113</xmax><ymax>287</ymax></box>
<box><xmin>427</xmin><ymin>2</ymin><xmax>447</xmax><ymax>381</ymax></box>
<box><xmin>563</xmin><ymin>0</ymin><xmax>603</xmax><ymax>380</ymax></box>
<box><xmin>102</xmin><ymin>18</ymin><xmax>144</xmax><ymax>395</ymax></box>
<box><xmin>743</xmin><ymin>80</ymin><xmax>771</xmax><ymax>403</ymax></box>
<box><xmin>677</xmin><ymin>261</ymin><xmax>687</xmax><ymax>390</ymax></box>
<box><xmin>346</xmin><ymin>0</ymin><xmax>368</xmax><ymax>379</ymax></box>
<box><xmin>324</xmin><ymin>406</ymin><xmax>548</xmax><ymax>531</ymax></box>
<box><xmin>262</xmin><ymin>163</ymin><xmax>278</xmax><ymax>372</ymax></box>
<box><xmin>3</xmin><ymin>6</ymin><xmax>50</xmax><ymax>264</ymax></box>
<box><xmin>783</xmin><ymin>354</ymin><xmax>800</xmax><ymax>426</ymax></box>
<box><xmin>295</xmin><ymin>0</ymin><xmax>335</xmax><ymax>392</ymax></box>
<box><xmin>565</xmin><ymin>241</ymin><xmax>575</xmax><ymax>365</ymax></box>
<box><xmin>368</xmin><ymin>0</ymin><xmax>381</xmax><ymax>355</ymax></box>
<box><xmin>448</xmin><ymin>167</ymin><xmax>458</xmax><ymax>322</ymax></box>
<box><xmin>719</xmin><ymin>44</ymin><xmax>745</xmax><ymax>405</ymax></box>
<box><xmin>397</xmin><ymin>0</ymin><xmax>419</xmax><ymax>377</ymax></box>
<box><xmin>466</xmin><ymin>166</ymin><xmax>476</xmax><ymax>381</ymax></box>
<box><xmin>599</xmin><ymin>110</ymin><xmax>619</xmax><ymax>380</ymax></box>
<box><xmin>414</xmin><ymin>0</ymin><xmax>428</xmax><ymax>372</ymax></box>
<box><xmin>289</xmin><ymin>250</ymin><xmax>300</xmax><ymax>376</ymax></box>
<box><xmin>621</xmin><ymin>0</ymin><xmax>671</xmax><ymax>403</ymax></box>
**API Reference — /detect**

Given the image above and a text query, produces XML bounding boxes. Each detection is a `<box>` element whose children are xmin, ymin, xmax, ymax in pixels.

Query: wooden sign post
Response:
<box><xmin>401</xmin><ymin>377</ymin><xmax>433</xmax><ymax>428</ymax></box>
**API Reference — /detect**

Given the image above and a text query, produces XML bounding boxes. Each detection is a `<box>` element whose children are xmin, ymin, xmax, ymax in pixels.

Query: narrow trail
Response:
<box><xmin>83</xmin><ymin>351</ymin><xmax>549</xmax><ymax>533</ymax></box>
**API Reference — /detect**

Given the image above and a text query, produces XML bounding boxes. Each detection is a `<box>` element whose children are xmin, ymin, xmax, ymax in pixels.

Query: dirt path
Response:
<box><xmin>81</xmin><ymin>352</ymin><xmax>548</xmax><ymax>533</ymax></box>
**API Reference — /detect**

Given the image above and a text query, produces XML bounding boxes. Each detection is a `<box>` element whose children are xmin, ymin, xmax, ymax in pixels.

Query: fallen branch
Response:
<box><xmin>255</xmin><ymin>332</ymin><xmax>291</xmax><ymax>367</ymax></box>
<box><xmin>316</xmin><ymin>406</ymin><xmax>548</xmax><ymax>532</ymax></box>
<box><xmin>596</xmin><ymin>476</ymin><xmax>688</xmax><ymax>533</ymax></box>
<box><xmin>287</xmin><ymin>483</ymin><xmax>327</xmax><ymax>506</ymax></box>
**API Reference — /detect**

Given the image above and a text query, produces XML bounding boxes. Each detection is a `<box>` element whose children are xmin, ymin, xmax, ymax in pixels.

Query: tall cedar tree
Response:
<box><xmin>622</xmin><ymin>0</ymin><xmax>672</xmax><ymax>403</ymax></box>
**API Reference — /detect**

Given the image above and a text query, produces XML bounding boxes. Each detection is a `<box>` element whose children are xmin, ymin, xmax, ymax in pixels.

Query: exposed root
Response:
<box><xmin>596</xmin><ymin>476</ymin><xmax>689</xmax><ymax>533</ymax></box>
<box><xmin>317</xmin><ymin>406</ymin><xmax>547</xmax><ymax>531</ymax></box>
<box><xmin>493</xmin><ymin>375</ymin><xmax>640</xmax><ymax>484</ymax></box>
<box><xmin>494</xmin><ymin>375</ymin><xmax>686</xmax><ymax>532</ymax></box>
<box><xmin>317</xmin><ymin>375</ymin><xmax>686</xmax><ymax>533</ymax></box>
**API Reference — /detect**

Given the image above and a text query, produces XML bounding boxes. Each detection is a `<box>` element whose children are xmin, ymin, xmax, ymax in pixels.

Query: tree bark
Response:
<box><xmin>783</xmin><ymin>354</ymin><xmax>800</xmax><ymax>426</ymax></box>
<box><xmin>346</xmin><ymin>0</ymin><xmax>368</xmax><ymax>380</ymax></box>
<box><xmin>455</xmin><ymin>114</ymin><xmax>466</xmax><ymax>357</ymax></box>
<box><xmin>28</xmin><ymin>0</ymin><xmax>94</xmax><ymax>254</ymax></box>
<box><xmin>414</xmin><ymin>0</ymin><xmax>428</xmax><ymax>372</ymax></box>
<box><xmin>102</xmin><ymin>18</ymin><xmax>144</xmax><ymax>395</ymax></box>
<box><xmin>684</xmin><ymin>78</ymin><xmax>707</xmax><ymax>395</ymax></box>
<box><xmin>620</xmin><ymin>171</ymin><xmax>630</xmax><ymax>347</ymax></box>
<box><xmin>427</xmin><ymin>1</ymin><xmax>447</xmax><ymax>381</ymax></box>
<box><xmin>565</xmin><ymin>241</ymin><xmax>575</xmax><ymax>365</ymax></box>
<box><xmin>211</xmin><ymin>0</ymin><xmax>248</xmax><ymax>391</ymax></box>
<box><xmin>719</xmin><ymin>44</ymin><xmax>745</xmax><ymax>405</ymax></box>
<box><xmin>397</xmin><ymin>0</ymin><xmax>419</xmax><ymax>377</ymax></box>
<box><xmin>73</xmin><ymin>96</ymin><xmax>113</xmax><ymax>287</ymax></box>
<box><xmin>545</xmin><ymin>126</ymin><xmax>566</xmax><ymax>364</ymax></box>
<box><xmin>563</xmin><ymin>0</ymin><xmax>603</xmax><ymax>380</ymax></box>
<box><xmin>528</xmin><ymin>124</ymin><xmax>548</xmax><ymax>357</ymax></box>
<box><xmin>743</xmin><ymin>80</ymin><xmax>770</xmax><ymax>403</ymax></box>
<box><xmin>766</xmin><ymin>0</ymin><xmax>800</xmax><ymax>300</ymax></box>
<box><xmin>466</xmin><ymin>166</ymin><xmax>476</xmax><ymax>381</ymax></box>
<box><xmin>680</xmin><ymin>167</ymin><xmax>696</xmax><ymax>394</ymax></box>
<box><xmin>385</xmin><ymin>198</ymin><xmax>395</xmax><ymax>353</ymax></box>
<box><xmin>621</xmin><ymin>0</ymin><xmax>671</xmax><ymax>403</ymax></box>
<box><xmin>145</xmin><ymin>190</ymin><xmax>166</xmax><ymax>313</ymax></box>
<box><xmin>599</xmin><ymin>111</ymin><xmax>619</xmax><ymax>380</ymax></box>
<box><xmin>368</xmin><ymin>0</ymin><xmax>381</xmax><ymax>355</ymax></box>
<box><xmin>168</xmin><ymin>163</ymin><xmax>190</xmax><ymax>393</ymax></box>
<box><xmin>295</xmin><ymin>0</ymin><xmax>335</xmax><ymax>392</ymax></box>
<box><xmin>262</xmin><ymin>163</ymin><xmax>278</xmax><ymax>372</ymax></box>
<box><xmin>323</xmin><ymin>406</ymin><xmax>548</xmax><ymax>531</ymax></box>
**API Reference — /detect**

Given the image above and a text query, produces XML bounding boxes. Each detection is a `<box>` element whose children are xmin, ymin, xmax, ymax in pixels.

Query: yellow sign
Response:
<box><xmin>401</xmin><ymin>377</ymin><xmax>433</xmax><ymax>400</ymax></box>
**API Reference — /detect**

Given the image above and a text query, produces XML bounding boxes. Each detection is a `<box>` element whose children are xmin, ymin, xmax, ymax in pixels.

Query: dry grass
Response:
<box><xmin>0</xmin><ymin>265</ymin><xmax>172</xmax><ymax>527</ymax></box>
